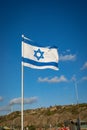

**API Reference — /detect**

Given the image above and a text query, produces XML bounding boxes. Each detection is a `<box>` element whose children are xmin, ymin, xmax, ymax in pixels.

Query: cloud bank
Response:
<box><xmin>81</xmin><ymin>76</ymin><xmax>87</xmax><ymax>81</ymax></box>
<box><xmin>59</xmin><ymin>54</ymin><xmax>76</xmax><ymax>61</ymax></box>
<box><xmin>0</xmin><ymin>106</ymin><xmax>11</xmax><ymax>111</ymax></box>
<box><xmin>81</xmin><ymin>62</ymin><xmax>87</xmax><ymax>70</ymax></box>
<box><xmin>9</xmin><ymin>97</ymin><xmax>38</xmax><ymax>105</ymax></box>
<box><xmin>38</xmin><ymin>75</ymin><xmax>68</xmax><ymax>83</ymax></box>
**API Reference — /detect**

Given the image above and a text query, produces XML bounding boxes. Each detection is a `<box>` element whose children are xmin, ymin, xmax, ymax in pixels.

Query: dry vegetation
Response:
<box><xmin>0</xmin><ymin>103</ymin><xmax>87</xmax><ymax>129</ymax></box>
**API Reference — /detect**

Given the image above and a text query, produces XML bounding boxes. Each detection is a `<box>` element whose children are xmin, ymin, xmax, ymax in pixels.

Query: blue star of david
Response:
<box><xmin>34</xmin><ymin>48</ymin><xmax>44</xmax><ymax>60</ymax></box>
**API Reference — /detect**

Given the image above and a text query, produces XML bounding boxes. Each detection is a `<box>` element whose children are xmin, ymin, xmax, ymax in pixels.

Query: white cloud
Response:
<box><xmin>38</xmin><ymin>75</ymin><xmax>68</xmax><ymax>83</ymax></box>
<box><xmin>81</xmin><ymin>76</ymin><xmax>87</xmax><ymax>81</ymax></box>
<box><xmin>24</xmin><ymin>97</ymin><xmax>38</xmax><ymax>104</ymax></box>
<box><xmin>0</xmin><ymin>96</ymin><xmax>3</xmax><ymax>101</ymax></box>
<box><xmin>59</xmin><ymin>54</ymin><xmax>76</xmax><ymax>61</ymax></box>
<box><xmin>0</xmin><ymin>105</ymin><xmax>11</xmax><ymax>111</ymax></box>
<box><xmin>9</xmin><ymin>97</ymin><xmax>21</xmax><ymax>105</ymax></box>
<box><xmin>81</xmin><ymin>62</ymin><xmax>87</xmax><ymax>70</ymax></box>
<box><xmin>38</xmin><ymin>77</ymin><xmax>49</xmax><ymax>82</ymax></box>
<box><xmin>9</xmin><ymin>97</ymin><xmax>38</xmax><ymax>105</ymax></box>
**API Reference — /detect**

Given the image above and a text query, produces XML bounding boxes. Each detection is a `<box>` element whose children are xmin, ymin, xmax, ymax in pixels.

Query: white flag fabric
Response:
<box><xmin>22</xmin><ymin>39</ymin><xmax>59</xmax><ymax>70</ymax></box>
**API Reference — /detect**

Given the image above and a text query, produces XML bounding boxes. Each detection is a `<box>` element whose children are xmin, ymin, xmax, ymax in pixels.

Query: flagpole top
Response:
<box><xmin>22</xmin><ymin>34</ymin><xmax>24</xmax><ymax>38</ymax></box>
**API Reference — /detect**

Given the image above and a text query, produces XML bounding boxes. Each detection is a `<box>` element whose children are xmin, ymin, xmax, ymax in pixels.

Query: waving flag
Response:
<box><xmin>22</xmin><ymin>39</ymin><xmax>59</xmax><ymax>70</ymax></box>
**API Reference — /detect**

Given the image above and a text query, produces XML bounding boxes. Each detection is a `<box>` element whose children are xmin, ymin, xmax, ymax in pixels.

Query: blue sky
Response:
<box><xmin>0</xmin><ymin>0</ymin><xmax>87</xmax><ymax>115</ymax></box>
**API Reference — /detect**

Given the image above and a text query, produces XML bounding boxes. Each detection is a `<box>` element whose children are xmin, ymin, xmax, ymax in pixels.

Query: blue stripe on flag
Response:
<box><xmin>22</xmin><ymin>57</ymin><xmax>58</xmax><ymax>68</ymax></box>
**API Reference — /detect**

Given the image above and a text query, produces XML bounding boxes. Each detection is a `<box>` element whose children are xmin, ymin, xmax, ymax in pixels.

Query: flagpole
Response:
<box><xmin>21</xmin><ymin>35</ymin><xmax>24</xmax><ymax>130</ymax></box>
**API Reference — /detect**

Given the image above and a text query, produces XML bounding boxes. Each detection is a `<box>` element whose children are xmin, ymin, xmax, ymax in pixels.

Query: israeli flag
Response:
<box><xmin>22</xmin><ymin>39</ymin><xmax>59</xmax><ymax>70</ymax></box>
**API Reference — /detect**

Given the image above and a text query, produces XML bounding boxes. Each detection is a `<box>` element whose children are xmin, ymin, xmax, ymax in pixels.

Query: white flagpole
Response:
<box><xmin>21</xmin><ymin>35</ymin><xmax>31</xmax><ymax>130</ymax></box>
<box><xmin>21</xmin><ymin>35</ymin><xmax>24</xmax><ymax>130</ymax></box>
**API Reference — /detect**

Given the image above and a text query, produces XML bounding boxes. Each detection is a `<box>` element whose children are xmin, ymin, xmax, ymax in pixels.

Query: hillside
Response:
<box><xmin>0</xmin><ymin>103</ymin><xmax>87</xmax><ymax>129</ymax></box>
